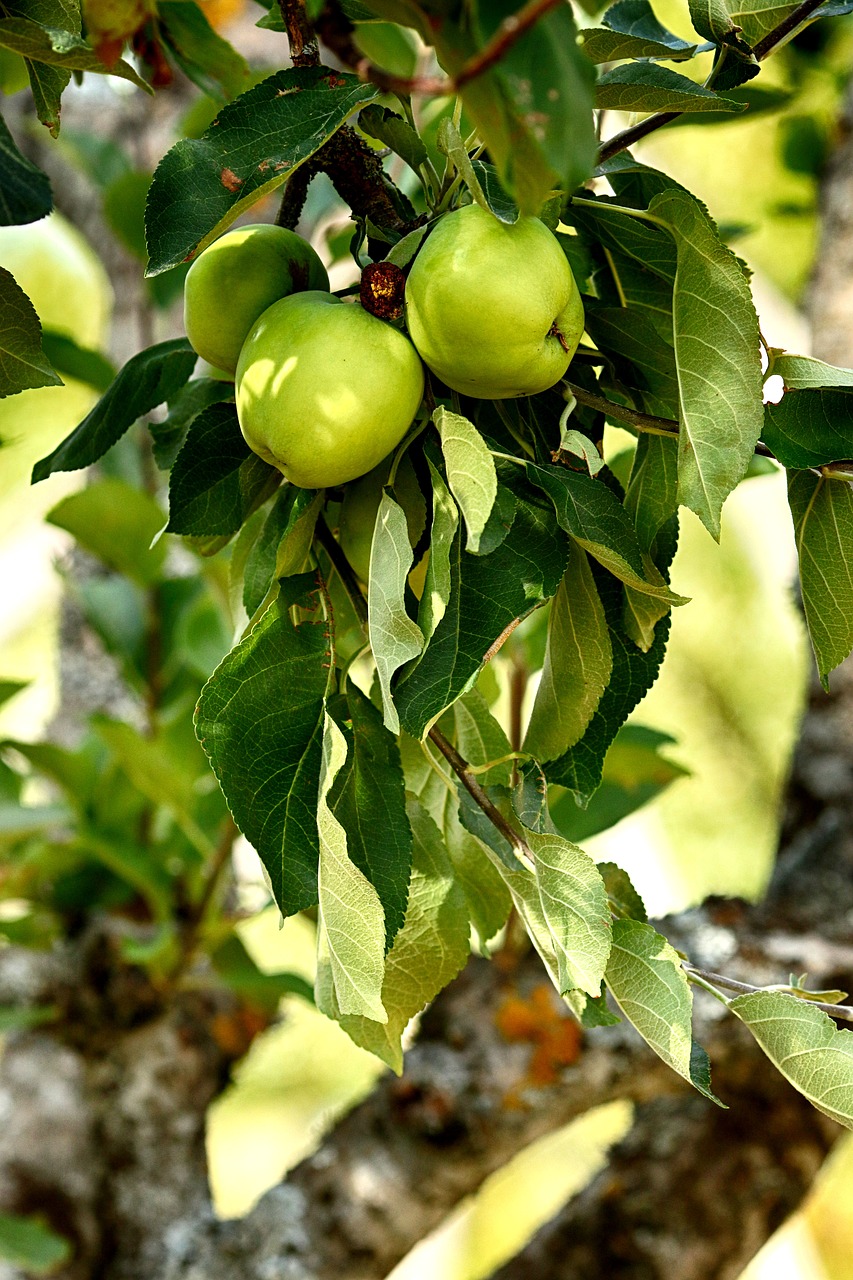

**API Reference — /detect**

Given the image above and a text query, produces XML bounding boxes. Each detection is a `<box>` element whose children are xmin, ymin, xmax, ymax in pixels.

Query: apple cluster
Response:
<box><xmin>182</xmin><ymin>206</ymin><xmax>585</xmax><ymax>494</ymax></box>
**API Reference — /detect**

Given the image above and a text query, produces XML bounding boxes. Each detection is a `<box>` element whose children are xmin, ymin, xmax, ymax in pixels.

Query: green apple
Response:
<box><xmin>236</xmin><ymin>292</ymin><xmax>425</xmax><ymax>490</ymax></box>
<box><xmin>183</xmin><ymin>223</ymin><xmax>329</xmax><ymax>375</ymax></box>
<box><xmin>405</xmin><ymin>204</ymin><xmax>585</xmax><ymax>399</ymax></box>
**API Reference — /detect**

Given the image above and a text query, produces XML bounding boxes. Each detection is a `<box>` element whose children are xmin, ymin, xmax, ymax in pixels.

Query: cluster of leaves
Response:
<box><xmin>4</xmin><ymin>0</ymin><xmax>853</xmax><ymax>1136</ymax></box>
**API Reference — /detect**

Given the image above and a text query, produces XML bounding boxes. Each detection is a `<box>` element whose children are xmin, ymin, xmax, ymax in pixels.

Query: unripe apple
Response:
<box><xmin>405</xmin><ymin>204</ymin><xmax>584</xmax><ymax>399</ymax></box>
<box><xmin>235</xmin><ymin>292</ymin><xmax>424</xmax><ymax>490</ymax></box>
<box><xmin>183</xmin><ymin>223</ymin><xmax>329</xmax><ymax>375</ymax></box>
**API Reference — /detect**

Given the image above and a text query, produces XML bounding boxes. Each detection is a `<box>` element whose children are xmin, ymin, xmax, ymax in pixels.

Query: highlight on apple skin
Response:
<box><xmin>183</xmin><ymin>223</ymin><xmax>330</xmax><ymax>375</ymax></box>
<box><xmin>404</xmin><ymin>203</ymin><xmax>584</xmax><ymax>399</ymax></box>
<box><xmin>235</xmin><ymin>292</ymin><xmax>425</xmax><ymax>490</ymax></box>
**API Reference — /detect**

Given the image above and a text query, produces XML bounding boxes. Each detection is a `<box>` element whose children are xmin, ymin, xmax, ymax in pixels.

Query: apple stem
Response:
<box><xmin>549</xmin><ymin>322</ymin><xmax>570</xmax><ymax>353</ymax></box>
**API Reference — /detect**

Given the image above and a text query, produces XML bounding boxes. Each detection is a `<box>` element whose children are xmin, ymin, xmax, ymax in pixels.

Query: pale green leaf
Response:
<box><xmin>731</xmin><ymin>990</ymin><xmax>853</xmax><ymax>1129</ymax></box>
<box><xmin>771</xmin><ymin>350</ymin><xmax>853</xmax><ymax>390</ymax></box>
<box><xmin>647</xmin><ymin>188</ymin><xmax>764</xmax><ymax>538</ymax></box>
<box><xmin>524</xmin><ymin>543</ymin><xmax>612</xmax><ymax>762</ymax></box>
<box><xmin>606</xmin><ymin>919</ymin><xmax>722</xmax><ymax>1103</ymax></box>
<box><xmin>316</xmin><ymin>713</ymin><xmax>387</xmax><ymax>1022</ymax></box>
<box><xmin>332</xmin><ymin>796</ymin><xmax>470</xmax><ymax>1071</ymax></box>
<box><xmin>434</xmin><ymin>407</ymin><xmax>498</xmax><ymax>553</ymax></box>
<box><xmin>368</xmin><ymin>491</ymin><xmax>425</xmax><ymax>733</ymax></box>
<box><xmin>595</xmin><ymin>64</ymin><xmax>747</xmax><ymax>115</ymax></box>
<box><xmin>788</xmin><ymin>470</ymin><xmax>853</xmax><ymax>688</ymax></box>
<box><xmin>528</xmin><ymin>829</ymin><xmax>611</xmax><ymax>996</ymax></box>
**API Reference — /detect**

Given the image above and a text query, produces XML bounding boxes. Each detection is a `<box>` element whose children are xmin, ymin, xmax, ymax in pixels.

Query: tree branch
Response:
<box><xmin>597</xmin><ymin>0</ymin><xmax>832</xmax><ymax>166</ymax></box>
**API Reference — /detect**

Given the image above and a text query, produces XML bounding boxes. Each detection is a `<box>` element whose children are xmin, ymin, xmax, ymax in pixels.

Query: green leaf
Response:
<box><xmin>41</xmin><ymin>330</ymin><xmax>115</xmax><ymax>392</ymax></box>
<box><xmin>524</xmin><ymin>463</ymin><xmax>685</xmax><ymax>604</ymax></box>
<box><xmin>329</xmin><ymin>682</ymin><xmax>412</xmax><ymax>950</ymax></box>
<box><xmin>550</xmin><ymin>723</ymin><xmax>686</xmax><ymax>841</ymax></box>
<box><xmin>145</xmin><ymin>68</ymin><xmax>379</xmax><ymax>276</ymax></box>
<box><xmin>243</xmin><ymin>486</ymin><xmax>322</xmax><ymax>617</ymax></box>
<box><xmin>432</xmin><ymin>0</ymin><xmax>596</xmax><ymax>214</ymax></box>
<box><xmin>417</xmin><ymin>454</ymin><xmax>459</xmax><ymax>642</ymax></box>
<box><xmin>524</xmin><ymin>543</ymin><xmax>612</xmax><ymax>762</ymax></box>
<box><xmin>762</xmin><ymin>390</ymin><xmax>853</xmax><ymax>469</ymax></box>
<box><xmin>545</xmin><ymin>566</ymin><xmax>671</xmax><ymax>803</ymax></box>
<box><xmin>579</xmin><ymin>0</ymin><xmax>697</xmax><ymax>62</ymax></box>
<box><xmin>606</xmin><ymin>919</ymin><xmax>722</xmax><ymax>1103</ymax></box>
<box><xmin>0</xmin><ymin>18</ymin><xmax>151</xmax><ymax>90</ymax></box>
<box><xmin>166</xmin><ymin>402</ymin><xmax>280</xmax><ymax>537</ymax></box>
<box><xmin>598</xmin><ymin>860</ymin><xmax>647</xmax><ymax>921</ymax></box>
<box><xmin>0</xmin><ymin>1213</ymin><xmax>70</xmax><ymax>1274</ymax></box>
<box><xmin>434</xmin><ymin>407</ymin><xmax>497</xmax><ymax>553</ymax></box>
<box><xmin>730</xmin><ymin>991</ymin><xmax>853</xmax><ymax>1129</ymax></box>
<box><xmin>32</xmin><ymin>338</ymin><xmax>197</xmax><ymax>482</ymax></box>
<box><xmin>47</xmin><ymin>480</ymin><xmax>167</xmax><ymax>586</ymax></box>
<box><xmin>0</xmin><ymin>111</ymin><xmax>52</xmax><ymax>224</ymax></box>
<box><xmin>595</xmin><ymin>63</ymin><xmax>747</xmax><ymax>114</ymax></box>
<box><xmin>625</xmin><ymin>433</ymin><xmax>679</xmax><ymax>551</ymax></box>
<box><xmin>368</xmin><ymin>490</ymin><xmax>425</xmax><ymax>734</ymax></box>
<box><xmin>0</xmin><ymin>1004</ymin><xmax>57</xmax><ymax>1032</ymax></box>
<box><xmin>150</xmin><ymin>376</ymin><xmax>234</xmax><ymax>471</ymax></box>
<box><xmin>328</xmin><ymin>795</ymin><xmax>470</xmax><ymax>1071</ymax></box>
<box><xmin>646</xmin><ymin>188</ymin><xmax>764</xmax><ymax>537</ymax></box>
<box><xmin>788</xmin><ymin>470</ymin><xmax>853</xmax><ymax>688</ymax></box>
<box><xmin>158</xmin><ymin>1</ymin><xmax>249</xmax><ymax>104</ymax></box>
<box><xmin>1</xmin><ymin>0</ymin><xmax>78</xmax><ymax>135</ymax></box>
<box><xmin>396</xmin><ymin>496</ymin><xmax>569</xmax><ymax>738</ymax></box>
<box><xmin>94</xmin><ymin>719</ymin><xmax>213</xmax><ymax>858</ymax></box>
<box><xmin>195</xmin><ymin>573</ymin><xmax>331</xmax><ymax>915</ymax></box>
<box><xmin>316</xmin><ymin>713</ymin><xmax>387</xmax><ymax>1021</ymax></box>
<box><xmin>529</xmin><ymin>829</ymin><xmax>611</xmax><ymax>997</ymax></box>
<box><xmin>358</xmin><ymin>102</ymin><xmax>427</xmax><ymax>173</ymax></box>
<box><xmin>0</xmin><ymin>266</ymin><xmax>61</xmax><ymax>397</ymax></box>
<box><xmin>211</xmin><ymin>932</ymin><xmax>314</xmax><ymax>1012</ymax></box>
<box><xmin>0</xmin><ymin>679</ymin><xmax>28</xmax><ymax>709</ymax></box>
<box><xmin>771</xmin><ymin>351</ymin><xmax>853</xmax><ymax>389</ymax></box>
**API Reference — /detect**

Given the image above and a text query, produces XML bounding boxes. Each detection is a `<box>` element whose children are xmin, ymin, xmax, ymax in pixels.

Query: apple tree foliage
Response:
<box><xmin>3</xmin><ymin>0</ymin><xmax>853</xmax><ymax>1173</ymax></box>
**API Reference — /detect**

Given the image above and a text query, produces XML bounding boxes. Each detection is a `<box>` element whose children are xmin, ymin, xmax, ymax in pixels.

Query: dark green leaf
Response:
<box><xmin>595</xmin><ymin>64</ymin><xmax>747</xmax><ymax>115</ymax></box>
<box><xmin>762</xmin><ymin>390</ymin><xmax>853</xmax><ymax>469</ymax></box>
<box><xmin>579</xmin><ymin>0</ymin><xmax>697</xmax><ymax>62</ymax></box>
<box><xmin>550</xmin><ymin>723</ymin><xmax>686</xmax><ymax>839</ymax></box>
<box><xmin>158</xmin><ymin>1</ymin><xmax>250</xmax><ymax>104</ymax></box>
<box><xmin>41</xmin><ymin>329</ymin><xmax>115</xmax><ymax>391</ymax></box>
<box><xmin>32</xmin><ymin>338</ymin><xmax>196</xmax><ymax>482</ymax></box>
<box><xmin>0</xmin><ymin>266</ymin><xmax>61</xmax><ymax>397</ymax></box>
<box><xmin>47</xmin><ymin>480</ymin><xmax>167</xmax><ymax>586</ymax></box>
<box><xmin>663</xmin><ymin>83</ymin><xmax>792</xmax><ymax>126</ymax></box>
<box><xmin>2</xmin><ymin>0</ymin><xmax>79</xmax><ymax>135</ymax></box>
<box><xmin>195</xmin><ymin>572</ymin><xmax>331</xmax><ymax>915</ymax></box>
<box><xmin>211</xmin><ymin>933</ymin><xmax>313</xmax><ymax>1011</ymax></box>
<box><xmin>329</xmin><ymin>681</ymin><xmax>412</xmax><ymax>950</ymax></box>
<box><xmin>0</xmin><ymin>110</ymin><xmax>52</xmax><ymax>224</ymax></box>
<box><xmin>396</xmin><ymin>497</ymin><xmax>569</xmax><ymax>738</ymax></box>
<box><xmin>150</xmin><ymin>377</ymin><xmax>234</xmax><ymax>471</ymax></box>
<box><xmin>434</xmin><ymin>0</ymin><xmax>596</xmax><ymax>215</ymax></box>
<box><xmin>358</xmin><ymin>103</ymin><xmax>427</xmax><ymax>172</ymax></box>
<box><xmin>145</xmin><ymin>68</ymin><xmax>379</xmax><ymax>275</ymax></box>
<box><xmin>545</xmin><ymin>567</ymin><xmax>671</xmax><ymax>803</ymax></box>
<box><xmin>788</xmin><ymin>470</ymin><xmax>853</xmax><ymax>688</ymax></box>
<box><xmin>166</xmin><ymin>401</ymin><xmax>280</xmax><ymax>537</ymax></box>
<box><xmin>598</xmin><ymin>860</ymin><xmax>648</xmax><ymax>921</ymax></box>
<box><xmin>243</xmin><ymin>486</ymin><xmax>322</xmax><ymax>617</ymax></box>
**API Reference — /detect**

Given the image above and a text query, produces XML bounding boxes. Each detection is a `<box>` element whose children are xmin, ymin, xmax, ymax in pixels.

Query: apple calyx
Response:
<box><xmin>360</xmin><ymin>262</ymin><xmax>406</xmax><ymax>321</ymax></box>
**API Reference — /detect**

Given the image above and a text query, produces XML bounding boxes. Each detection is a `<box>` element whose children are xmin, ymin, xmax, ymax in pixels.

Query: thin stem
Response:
<box><xmin>454</xmin><ymin>0</ymin><xmax>563</xmax><ymax>88</ymax></box>
<box><xmin>564</xmin><ymin>381</ymin><xmax>679</xmax><ymax>438</ymax></box>
<box><xmin>428</xmin><ymin>726</ymin><xmax>534</xmax><ymax>865</ymax></box>
<box><xmin>597</xmin><ymin>0</ymin><xmax>830</xmax><ymax>166</ymax></box>
<box><xmin>683</xmin><ymin>963</ymin><xmax>853</xmax><ymax>1023</ymax></box>
<box><xmin>420</xmin><ymin>738</ymin><xmax>457</xmax><ymax>793</ymax></box>
<box><xmin>315</xmin><ymin>515</ymin><xmax>368</xmax><ymax>625</ymax></box>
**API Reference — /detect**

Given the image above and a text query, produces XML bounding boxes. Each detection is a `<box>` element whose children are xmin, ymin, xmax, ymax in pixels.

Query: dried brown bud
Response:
<box><xmin>360</xmin><ymin>261</ymin><xmax>406</xmax><ymax>321</ymax></box>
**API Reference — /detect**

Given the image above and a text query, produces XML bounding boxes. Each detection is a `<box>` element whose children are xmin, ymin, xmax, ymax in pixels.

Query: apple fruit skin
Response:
<box><xmin>236</xmin><ymin>292</ymin><xmax>425</xmax><ymax>490</ymax></box>
<box><xmin>404</xmin><ymin>204</ymin><xmax>584</xmax><ymax>399</ymax></box>
<box><xmin>184</xmin><ymin>223</ymin><xmax>330</xmax><ymax>375</ymax></box>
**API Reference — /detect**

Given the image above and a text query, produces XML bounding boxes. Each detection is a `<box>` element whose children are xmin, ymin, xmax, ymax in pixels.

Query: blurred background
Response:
<box><xmin>1</xmin><ymin>1</ymin><xmax>852</xmax><ymax>1274</ymax></box>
